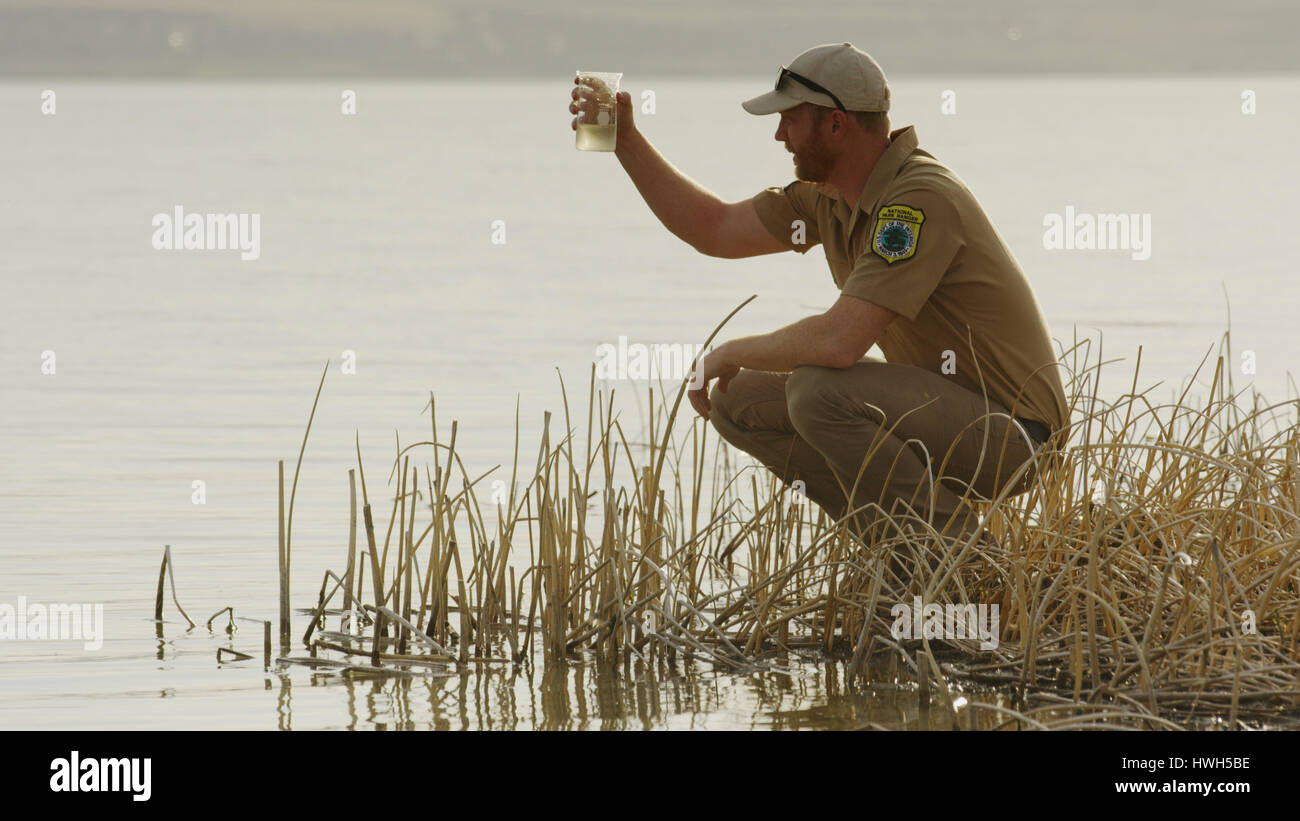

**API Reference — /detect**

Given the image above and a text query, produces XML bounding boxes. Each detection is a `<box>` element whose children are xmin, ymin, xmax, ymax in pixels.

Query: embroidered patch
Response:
<box><xmin>871</xmin><ymin>204</ymin><xmax>925</xmax><ymax>263</ymax></box>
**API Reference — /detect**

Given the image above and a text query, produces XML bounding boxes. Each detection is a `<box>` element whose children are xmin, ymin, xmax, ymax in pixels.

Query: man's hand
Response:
<box><xmin>688</xmin><ymin>344</ymin><xmax>740</xmax><ymax>420</ymax></box>
<box><xmin>685</xmin><ymin>297</ymin><xmax>897</xmax><ymax>421</ymax></box>
<box><xmin>570</xmin><ymin>80</ymin><xmax>635</xmax><ymax>143</ymax></box>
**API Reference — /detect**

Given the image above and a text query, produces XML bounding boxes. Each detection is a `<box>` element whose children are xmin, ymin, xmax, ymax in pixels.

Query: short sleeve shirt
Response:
<box><xmin>752</xmin><ymin>126</ymin><xmax>1070</xmax><ymax>434</ymax></box>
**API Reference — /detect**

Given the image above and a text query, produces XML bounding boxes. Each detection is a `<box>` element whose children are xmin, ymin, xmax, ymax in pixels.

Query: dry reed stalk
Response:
<box><xmin>278</xmin><ymin>460</ymin><xmax>288</xmax><ymax>645</ymax></box>
<box><xmin>154</xmin><ymin>551</ymin><xmax>166</xmax><ymax>625</ymax></box>
<box><xmin>397</xmin><ymin>456</ymin><xmax>410</xmax><ymax>654</ymax></box>
<box><xmin>343</xmin><ymin>469</ymin><xmax>357</xmax><ymax>620</ymax></box>
<box><xmin>282</xmin><ymin>361</ymin><xmax>329</xmax><ymax>645</ymax></box>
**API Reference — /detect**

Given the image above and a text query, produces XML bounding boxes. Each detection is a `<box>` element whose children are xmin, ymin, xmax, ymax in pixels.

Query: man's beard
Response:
<box><xmin>792</xmin><ymin>129</ymin><xmax>834</xmax><ymax>182</ymax></box>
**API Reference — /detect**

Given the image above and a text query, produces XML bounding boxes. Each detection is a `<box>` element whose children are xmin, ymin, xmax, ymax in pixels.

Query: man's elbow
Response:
<box><xmin>693</xmin><ymin>240</ymin><xmax>729</xmax><ymax>258</ymax></box>
<box><xmin>690</xmin><ymin>202</ymin><xmax>730</xmax><ymax>257</ymax></box>
<box><xmin>824</xmin><ymin>344</ymin><xmax>868</xmax><ymax>369</ymax></box>
<box><xmin>818</xmin><ymin>298</ymin><xmax>893</xmax><ymax>368</ymax></box>
<box><xmin>821</xmin><ymin>331</ymin><xmax>875</xmax><ymax>369</ymax></box>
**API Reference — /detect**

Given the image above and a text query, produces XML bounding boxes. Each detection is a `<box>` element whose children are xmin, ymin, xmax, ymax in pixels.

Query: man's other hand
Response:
<box><xmin>688</xmin><ymin>345</ymin><xmax>740</xmax><ymax>420</ymax></box>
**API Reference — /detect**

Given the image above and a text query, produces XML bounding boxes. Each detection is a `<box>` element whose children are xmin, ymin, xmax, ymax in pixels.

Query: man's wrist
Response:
<box><xmin>613</xmin><ymin>125</ymin><xmax>641</xmax><ymax>160</ymax></box>
<box><xmin>714</xmin><ymin>339</ymin><xmax>742</xmax><ymax>369</ymax></box>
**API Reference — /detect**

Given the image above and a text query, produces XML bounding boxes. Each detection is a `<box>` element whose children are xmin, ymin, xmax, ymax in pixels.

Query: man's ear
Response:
<box><xmin>827</xmin><ymin>109</ymin><xmax>847</xmax><ymax>136</ymax></box>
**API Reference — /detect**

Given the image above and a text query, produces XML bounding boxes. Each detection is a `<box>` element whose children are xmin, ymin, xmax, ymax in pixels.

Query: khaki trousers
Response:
<box><xmin>708</xmin><ymin>358</ymin><xmax>1045</xmax><ymax>544</ymax></box>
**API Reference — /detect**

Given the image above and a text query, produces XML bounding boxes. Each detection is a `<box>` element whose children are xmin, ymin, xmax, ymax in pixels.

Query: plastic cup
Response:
<box><xmin>575</xmin><ymin>71</ymin><xmax>621</xmax><ymax>151</ymax></box>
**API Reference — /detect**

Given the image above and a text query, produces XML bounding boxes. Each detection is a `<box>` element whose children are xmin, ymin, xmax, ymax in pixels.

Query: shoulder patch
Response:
<box><xmin>871</xmin><ymin>204</ymin><xmax>925</xmax><ymax>263</ymax></box>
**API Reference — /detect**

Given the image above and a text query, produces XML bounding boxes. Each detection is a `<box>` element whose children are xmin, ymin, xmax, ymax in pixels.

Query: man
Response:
<box><xmin>570</xmin><ymin>43</ymin><xmax>1069</xmax><ymax>545</ymax></box>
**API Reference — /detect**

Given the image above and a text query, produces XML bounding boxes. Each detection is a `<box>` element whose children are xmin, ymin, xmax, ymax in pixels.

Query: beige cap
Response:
<box><xmin>742</xmin><ymin>42</ymin><xmax>890</xmax><ymax>115</ymax></box>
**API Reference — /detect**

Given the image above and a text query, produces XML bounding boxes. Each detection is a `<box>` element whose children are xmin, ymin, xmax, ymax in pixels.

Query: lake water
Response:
<box><xmin>2</xmin><ymin>77</ymin><xmax>1298</xmax><ymax>729</ymax></box>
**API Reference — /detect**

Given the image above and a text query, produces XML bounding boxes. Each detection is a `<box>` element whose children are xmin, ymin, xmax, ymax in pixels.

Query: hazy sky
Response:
<box><xmin>2</xmin><ymin>0</ymin><xmax>1297</xmax><ymax>77</ymax></box>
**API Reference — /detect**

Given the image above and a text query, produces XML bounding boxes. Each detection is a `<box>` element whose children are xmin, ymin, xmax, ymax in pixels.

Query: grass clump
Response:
<box><xmin>277</xmin><ymin>319</ymin><xmax>1300</xmax><ymax>730</ymax></box>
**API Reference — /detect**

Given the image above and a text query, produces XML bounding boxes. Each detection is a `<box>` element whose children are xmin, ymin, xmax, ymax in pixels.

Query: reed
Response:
<box><xmin>269</xmin><ymin>323</ymin><xmax>1299</xmax><ymax>729</ymax></box>
<box><xmin>280</xmin><ymin>360</ymin><xmax>329</xmax><ymax>647</ymax></box>
<box><xmin>154</xmin><ymin>544</ymin><xmax>194</xmax><ymax>630</ymax></box>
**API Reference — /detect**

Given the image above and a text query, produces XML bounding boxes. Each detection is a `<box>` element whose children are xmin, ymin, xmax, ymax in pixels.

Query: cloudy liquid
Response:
<box><xmin>576</xmin><ymin>123</ymin><xmax>616</xmax><ymax>151</ymax></box>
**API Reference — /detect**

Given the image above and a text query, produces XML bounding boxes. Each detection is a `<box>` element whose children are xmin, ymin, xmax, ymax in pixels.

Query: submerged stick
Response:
<box><xmin>372</xmin><ymin>605</ymin><xmax>455</xmax><ymax>657</ymax></box>
<box><xmin>302</xmin><ymin>569</ymin><xmax>348</xmax><ymax>647</ymax></box>
<box><xmin>205</xmin><ymin>606</ymin><xmax>235</xmax><ymax>632</ymax></box>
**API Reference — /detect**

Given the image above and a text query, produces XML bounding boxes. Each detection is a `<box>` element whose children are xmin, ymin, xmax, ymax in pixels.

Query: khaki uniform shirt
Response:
<box><xmin>752</xmin><ymin>125</ymin><xmax>1070</xmax><ymax>435</ymax></box>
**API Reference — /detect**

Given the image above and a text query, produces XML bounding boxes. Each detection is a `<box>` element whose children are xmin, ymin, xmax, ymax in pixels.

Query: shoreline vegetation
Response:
<box><xmin>194</xmin><ymin>311</ymin><xmax>1299</xmax><ymax>730</ymax></box>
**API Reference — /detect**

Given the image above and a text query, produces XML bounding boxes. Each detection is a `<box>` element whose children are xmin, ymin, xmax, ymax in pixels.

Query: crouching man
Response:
<box><xmin>572</xmin><ymin>42</ymin><xmax>1070</xmax><ymax>544</ymax></box>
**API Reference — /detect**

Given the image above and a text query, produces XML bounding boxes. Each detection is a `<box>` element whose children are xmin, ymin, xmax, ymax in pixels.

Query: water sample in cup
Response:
<box><xmin>575</xmin><ymin>71</ymin><xmax>621</xmax><ymax>151</ymax></box>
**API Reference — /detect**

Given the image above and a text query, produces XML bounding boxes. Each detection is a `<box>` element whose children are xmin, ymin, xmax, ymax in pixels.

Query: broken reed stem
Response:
<box><xmin>155</xmin><ymin>544</ymin><xmax>194</xmax><ymax>629</ymax></box>
<box><xmin>302</xmin><ymin>570</ymin><xmax>348</xmax><ymax>647</ymax></box>
<box><xmin>154</xmin><ymin>550</ymin><xmax>166</xmax><ymax>624</ymax></box>
<box><xmin>205</xmin><ymin>606</ymin><xmax>234</xmax><ymax>632</ymax></box>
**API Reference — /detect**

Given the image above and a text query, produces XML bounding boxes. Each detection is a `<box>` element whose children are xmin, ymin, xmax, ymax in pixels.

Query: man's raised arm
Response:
<box><xmin>570</xmin><ymin>83</ymin><xmax>789</xmax><ymax>259</ymax></box>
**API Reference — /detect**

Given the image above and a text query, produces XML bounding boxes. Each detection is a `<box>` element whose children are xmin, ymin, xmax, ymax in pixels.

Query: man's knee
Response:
<box><xmin>707</xmin><ymin>381</ymin><xmax>737</xmax><ymax>429</ymax></box>
<box><xmin>708</xmin><ymin>369</ymin><xmax>775</xmax><ymax>432</ymax></box>
<box><xmin>785</xmin><ymin>365</ymin><xmax>840</xmax><ymax>438</ymax></box>
<box><xmin>712</xmin><ymin>374</ymin><xmax>743</xmax><ymax>420</ymax></box>
<box><xmin>707</xmin><ymin>377</ymin><xmax>755</xmax><ymax>446</ymax></box>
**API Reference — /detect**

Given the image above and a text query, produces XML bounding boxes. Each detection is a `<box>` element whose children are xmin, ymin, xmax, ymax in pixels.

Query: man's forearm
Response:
<box><xmin>615</xmin><ymin>126</ymin><xmax>725</xmax><ymax>254</ymax></box>
<box><xmin>720</xmin><ymin>315</ymin><xmax>854</xmax><ymax>372</ymax></box>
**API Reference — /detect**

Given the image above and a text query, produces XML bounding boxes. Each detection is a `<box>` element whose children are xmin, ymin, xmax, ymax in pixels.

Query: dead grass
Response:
<box><xmin>277</xmin><ymin>317</ymin><xmax>1300</xmax><ymax>730</ymax></box>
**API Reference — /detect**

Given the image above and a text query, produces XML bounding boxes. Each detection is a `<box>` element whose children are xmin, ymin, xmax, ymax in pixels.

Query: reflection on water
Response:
<box><xmin>250</xmin><ymin>646</ymin><xmax>988</xmax><ymax>731</ymax></box>
<box><xmin>0</xmin><ymin>614</ymin><xmax>1262</xmax><ymax>730</ymax></box>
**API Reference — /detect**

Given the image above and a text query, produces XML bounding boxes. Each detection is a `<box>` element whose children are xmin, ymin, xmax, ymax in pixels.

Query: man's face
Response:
<box><xmin>775</xmin><ymin>103</ymin><xmax>835</xmax><ymax>183</ymax></box>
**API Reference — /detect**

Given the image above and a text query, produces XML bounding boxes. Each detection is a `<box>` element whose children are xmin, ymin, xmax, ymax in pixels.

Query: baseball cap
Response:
<box><xmin>741</xmin><ymin>42</ymin><xmax>890</xmax><ymax>115</ymax></box>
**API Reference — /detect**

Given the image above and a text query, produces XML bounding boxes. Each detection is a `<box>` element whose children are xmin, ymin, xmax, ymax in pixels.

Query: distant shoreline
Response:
<box><xmin>5</xmin><ymin>71</ymin><xmax>1300</xmax><ymax>82</ymax></box>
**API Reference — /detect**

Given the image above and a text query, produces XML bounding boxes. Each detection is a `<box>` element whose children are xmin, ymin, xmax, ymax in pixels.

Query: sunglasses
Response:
<box><xmin>776</xmin><ymin>66</ymin><xmax>846</xmax><ymax>112</ymax></box>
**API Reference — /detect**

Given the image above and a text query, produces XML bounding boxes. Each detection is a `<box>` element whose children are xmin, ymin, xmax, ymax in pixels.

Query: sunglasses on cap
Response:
<box><xmin>776</xmin><ymin>66</ymin><xmax>846</xmax><ymax>112</ymax></box>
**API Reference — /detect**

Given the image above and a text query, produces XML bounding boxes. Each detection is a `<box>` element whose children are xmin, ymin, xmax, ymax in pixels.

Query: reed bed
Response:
<box><xmin>277</xmin><ymin>325</ymin><xmax>1300</xmax><ymax>730</ymax></box>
